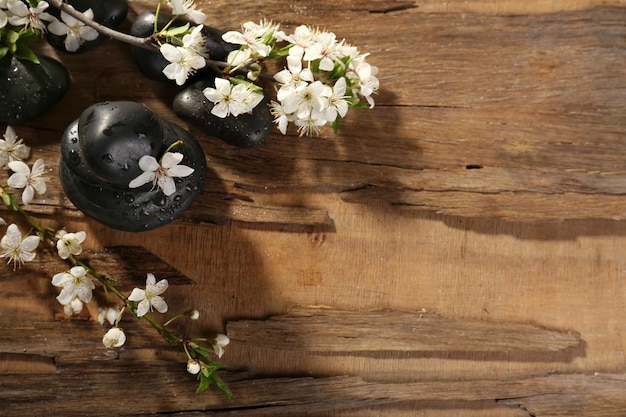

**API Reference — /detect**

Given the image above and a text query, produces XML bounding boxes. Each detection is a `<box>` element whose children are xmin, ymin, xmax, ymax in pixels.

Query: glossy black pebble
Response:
<box><xmin>173</xmin><ymin>78</ymin><xmax>272</xmax><ymax>148</ymax></box>
<box><xmin>59</xmin><ymin>101</ymin><xmax>207</xmax><ymax>232</ymax></box>
<box><xmin>47</xmin><ymin>0</ymin><xmax>128</xmax><ymax>53</ymax></box>
<box><xmin>130</xmin><ymin>11</ymin><xmax>237</xmax><ymax>83</ymax></box>
<box><xmin>0</xmin><ymin>54</ymin><xmax>70</xmax><ymax>125</ymax></box>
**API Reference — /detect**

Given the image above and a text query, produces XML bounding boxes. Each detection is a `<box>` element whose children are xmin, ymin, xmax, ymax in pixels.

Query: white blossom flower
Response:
<box><xmin>0</xmin><ymin>126</ymin><xmax>30</xmax><ymax>169</ymax></box>
<box><xmin>63</xmin><ymin>297</ymin><xmax>84</xmax><ymax>315</ymax></box>
<box><xmin>188</xmin><ymin>309</ymin><xmax>199</xmax><ymax>320</ymax></box>
<box><xmin>274</xmin><ymin>55</ymin><xmax>314</xmax><ymax>101</ymax></box>
<box><xmin>202</xmin><ymin>78</ymin><xmax>263</xmax><ymax>118</ymax></box>
<box><xmin>55</xmin><ymin>229</ymin><xmax>86</xmax><ymax>260</ymax></box>
<box><xmin>160</xmin><ymin>43</ymin><xmax>206</xmax><ymax>85</ymax></box>
<box><xmin>7</xmin><ymin>159</ymin><xmax>47</xmax><ymax>205</ymax></box>
<box><xmin>102</xmin><ymin>327</ymin><xmax>126</xmax><ymax>348</ymax></box>
<box><xmin>222</xmin><ymin>20</ymin><xmax>279</xmax><ymax>57</ymax></box>
<box><xmin>0</xmin><ymin>223</ymin><xmax>39</xmax><ymax>269</ymax></box>
<box><xmin>186</xmin><ymin>359</ymin><xmax>201</xmax><ymax>374</ymax></box>
<box><xmin>282</xmin><ymin>25</ymin><xmax>316</xmax><ymax>59</ymax></box>
<box><xmin>98</xmin><ymin>306</ymin><xmax>121</xmax><ymax>326</ymax></box>
<box><xmin>128</xmin><ymin>273</ymin><xmax>168</xmax><ymax>317</ymax></box>
<box><xmin>304</xmin><ymin>30</ymin><xmax>342</xmax><ymax>72</ymax></box>
<box><xmin>182</xmin><ymin>24</ymin><xmax>206</xmax><ymax>56</ymax></box>
<box><xmin>167</xmin><ymin>0</ymin><xmax>205</xmax><ymax>24</ymax></box>
<box><xmin>7</xmin><ymin>0</ymin><xmax>56</xmax><ymax>32</ymax></box>
<box><xmin>322</xmin><ymin>76</ymin><xmax>349</xmax><ymax>121</ymax></box>
<box><xmin>51</xmin><ymin>265</ymin><xmax>95</xmax><ymax>307</ymax></box>
<box><xmin>294</xmin><ymin>114</ymin><xmax>327</xmax><ymax>137</ymax></box>
<box><xmin>212</xmin><ymin>334</ymin><xmax>229</xmax><ymax>358</ymax></box>
<box><xmin>47</xmin><ymin>7</ymin><xmax>98</xmax><ymax>52</ymax></box>
<box><xmin>269</xmin><ymin>100</ymin><xmax>294</xmax><ymax>135</ymax></box>
<box><xmin>347</xmin><ymin>54</ymin><xmax>379</xmax><ymax>108</ymax></box>
<box><xmin>281</xmin><ymin>80</ymin><xmax>330</xmax><ymax>121</ymax></box>
<box><xmin>128</xmin><ymin>152</ymin><xmax>194</xmax><ymax>196</ymax></box>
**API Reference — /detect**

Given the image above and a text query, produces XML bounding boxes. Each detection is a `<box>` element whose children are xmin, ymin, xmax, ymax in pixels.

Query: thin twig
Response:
<box><xmin>47</xmin><ymin>0</ymin><xmax>157</xmax><ymax>51</ymax></box>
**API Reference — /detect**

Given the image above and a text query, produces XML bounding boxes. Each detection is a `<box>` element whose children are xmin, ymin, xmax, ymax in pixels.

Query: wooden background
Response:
<box><xmin>1</xmin><ymin>0</ymin><xmax>626</xmax><ymax>415</ymax></box>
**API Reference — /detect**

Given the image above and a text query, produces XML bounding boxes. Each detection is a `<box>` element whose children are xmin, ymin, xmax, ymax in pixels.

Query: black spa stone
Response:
<box><xmin>130</xmin><ymin>11</ymin><xmax>237</xmax><ymax>83</ymax></box>
<box><xmin>59</xmin><ymin>101</ymin><xmax>207</xmax><ymax>232</ymax></box>
<box><xmin>0</xmin><ymin>54</ymin><xmax>70</xmax><ymax>125</ymax></box>
<box><xmin>47</xmin><ymin>0</ymin><xmax>128</xmax><ymax>53</ymax></box>
<box><xmin>173</xmin><ymin>78</ymin><xmax>272</xmax><ymax>148</ymax></box>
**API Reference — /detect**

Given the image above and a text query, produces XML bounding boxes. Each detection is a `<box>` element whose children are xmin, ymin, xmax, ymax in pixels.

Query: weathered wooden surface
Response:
<box><xmin>226</xmin><ymin>306</ymin><xmax>582</xmax><ymax>353</ymax></box>
<box><xmin>1</xmin><ymin>0</ymin><xmax>626</xmax><ymax>416</ymax></box>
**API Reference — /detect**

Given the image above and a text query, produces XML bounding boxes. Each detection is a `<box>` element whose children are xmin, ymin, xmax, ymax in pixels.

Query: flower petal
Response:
<box><xmin>160</xmin><ymin>152</ymin><xmax>183</xmax><ymax>168</ymax></box>
<box><xmin>150</xmin><ymin>295</ymin><xmax>168</xmax><ymax>313</ymax></box>
<box><xmin>20</xmin><ymin>235</ymin><xmax>40</xmax><ymax>252</ymax></box>
<box><xmin>128</xmin><ymin>171</ymin><xmax>155</xmax><ymax>189</ymax></box>
<box><xmin>167</xmin><ymin>165</ymin><xmax>194</xmax><ymax>178</ymax></box>
<box><xmin>136</xmin><ymin>299</ymin><xmax>150</xmax><ymax>317</ymax></box>
<box><xmin>127</xmin><ymin>288</ymin><xmax>145</xmax><ymax>302</ymax></box>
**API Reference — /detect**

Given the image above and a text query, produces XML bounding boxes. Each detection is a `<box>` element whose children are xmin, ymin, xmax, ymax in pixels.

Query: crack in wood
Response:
<box><xmin>369</xmin><ymin>2</ymin><xmax>418</xmax><ymax>14</ymax></box>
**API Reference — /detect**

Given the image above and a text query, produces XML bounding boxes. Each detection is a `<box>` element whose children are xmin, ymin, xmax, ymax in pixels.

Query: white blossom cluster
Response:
<box><xmin>158</xmin><ymin>0</ymin><xmax>208</xmax><ymax>85</ymax></box>
<box><xmin>203</xmin><ymin>20</ymin><xmax>380</xmax><ymax>136</ymax></box>
<box><xmin>0</xmin><ymin>0</ymin><xmax>100</xmax><ymax>53</ymax></box>
<box><xmin>0</xmin><ymin>0</ymin><xmax>55</xmax><ymax>32</ymax></box>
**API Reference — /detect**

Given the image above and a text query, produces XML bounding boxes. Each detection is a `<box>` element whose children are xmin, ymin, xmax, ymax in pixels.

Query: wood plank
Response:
<box><xmin>0</xmin><ymin>363</ymin><xmax>623</xmax><ymax>416</ymax></box>
<box><xmin>226</xmin><ymin>306</ymin><xmax>582</xmax><ymax>353</ymax></box>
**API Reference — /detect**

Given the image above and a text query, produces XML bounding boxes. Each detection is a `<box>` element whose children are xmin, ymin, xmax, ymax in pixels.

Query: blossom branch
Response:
<box><xmin>46</xmin><ymin>0</ymin><xmax>156</xmax><ymax>51</ymax></box>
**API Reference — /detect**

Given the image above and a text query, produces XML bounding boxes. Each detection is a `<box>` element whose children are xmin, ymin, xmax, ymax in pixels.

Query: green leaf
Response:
<box><xmin>209</xmin><ymin>372</ymin><xmax>232</xmax><ymax>399</ymax></box>
<box><xmin>0</xmin><ymin>47</ymin><xmax>8</xmax><ymax>61</ymax></box>
<box><xmin>195</xmin><ymin>373</ymin><xmax>212</xmax><ymax>394</ymax></box>
<box><xmin>163</xmin><ymin>23</ymin><xmax>190</xmax><ymax>37</ymax></box>
<box><xmin>160</xmin><ymin>329</ymin><xmax>180</xmax><ymax>345</ymax></box>
<box><xmin>267</xmin><ymin>44</ymin><xmax>291</xmax><ymax>59</ymax></box>
<box><xmin>13</xmin><ymin>44</ymin><xmax>39</xmax><ymax>64</ymax></box>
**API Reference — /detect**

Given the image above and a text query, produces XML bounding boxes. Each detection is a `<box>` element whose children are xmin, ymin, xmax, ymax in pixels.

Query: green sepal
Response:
<box><xmin>0</xmin><ymin>47</ymin><xmax>8</xmax><ymax>61</ymax></box>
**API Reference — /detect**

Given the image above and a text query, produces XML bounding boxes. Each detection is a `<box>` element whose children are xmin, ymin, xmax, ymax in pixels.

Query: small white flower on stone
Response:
<box><xmin>202</xmin><ymin>78</ymin><xmax>263</xmax><ymax>118</ymax></box>
<box><xmin>0</xmin><ymin>223</ymin><xmax>39</xmax><ymax>269</ymax></box>
<box><xmin>160</xmin><ymin>43</ymin><xmax>206</xmax><ymax>86</ymax></box>
<box><xmin>167</xmin><ymin>0</ymin><xmax>205</xmax><ymax>24</ymax></box>
<box><xmin>47</xmin><ymin>7</ymin><xmax>98</xmax><ymax>52</ymax></box>
<box><xmin>102</xmin><ymin>327</ymin><xmax>126</xmax><ymax>348</ymax></box>
<box><xmin>128</xmin><ymin>273</ymin><xmax>169</xmax><ymax>317</ymax></box>
<box><xmin>51</xmin><ymin>265</ymin><xmax>95</xmax><ymax>307</ymax></box>
<box><xmin>7</xmin><ymin>159</ymin><xmax>47</xmax><ymax>205</ymax></box>
<box><xmin>55</xmin><ymin>229</ymin><xmax>86</xmax><ymax>260</ymax></box>
<box><xmin>128</xmin><ymin>152</ymin><xmax>194</xmax><ymax>196</ymax></box>
<box><xmin>212</xmin><ymin>334</ymin><xmax>230</xmax><ymax>358</ymax></box>
<box><xmin>0</xmin><ymin>126</ymin><xmax>30</xmax><ymax>169</ymax></box>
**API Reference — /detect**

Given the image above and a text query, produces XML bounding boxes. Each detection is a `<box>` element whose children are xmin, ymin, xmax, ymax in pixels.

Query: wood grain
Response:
<box><xmin>226</xmin><ymin>306</ymin><xmax>582</xmax><ymax>353</ymax></box>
